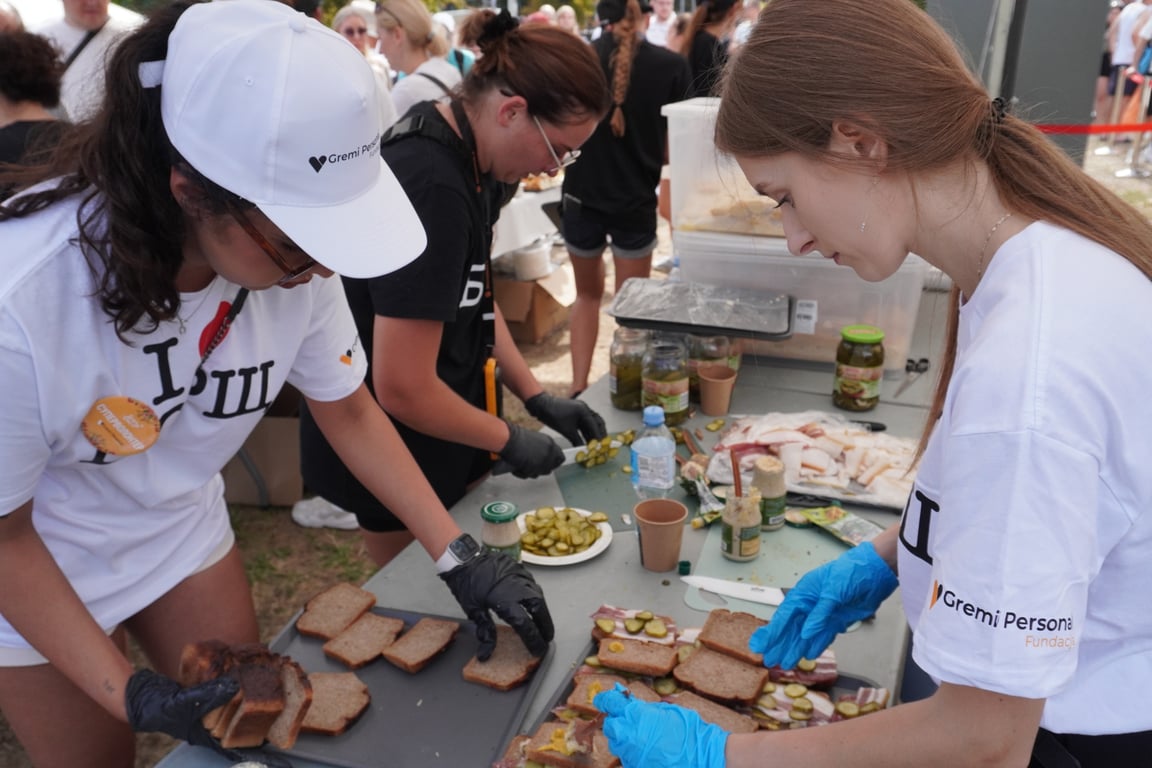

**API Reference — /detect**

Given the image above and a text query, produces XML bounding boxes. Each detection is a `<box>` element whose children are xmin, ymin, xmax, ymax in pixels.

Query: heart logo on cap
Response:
<box><xmin>308</xmin><ymin>155</ymin><xmax>327</xmax><ymax>173</ymax></box>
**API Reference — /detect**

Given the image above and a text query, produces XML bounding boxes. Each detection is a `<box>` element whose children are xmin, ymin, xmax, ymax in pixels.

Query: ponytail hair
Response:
<box><xmin>608</xmin><ymin>0</ymin><xmax>643</xmax><ymax>137</ymax></box>
<box><xmin>376</xmin><ymin>0</ymin><xmax>450</xmax><ymax>58</ymax></box>
<box><xmin>677</xmin><ymin>0</ymin><xmax>736</xmax><ymax>56</ymax></box>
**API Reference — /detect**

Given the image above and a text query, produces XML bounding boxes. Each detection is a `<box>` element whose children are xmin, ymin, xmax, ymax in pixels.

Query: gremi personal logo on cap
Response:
<box><xmin>308</xmin><ymin>131</ymin><xmax>383</xmax><ymax>174</ymax></box>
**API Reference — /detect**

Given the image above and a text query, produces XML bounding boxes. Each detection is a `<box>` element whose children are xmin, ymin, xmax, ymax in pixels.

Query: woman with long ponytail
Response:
<box><xmin>561</xmin><ymin>0</ymin><xmax>690</xmax><ymax>397</ymax></box>
<box><xmin>677</xmin><ymin>0</ymin><xmax>740</xmax><ymax>97</ymax></box>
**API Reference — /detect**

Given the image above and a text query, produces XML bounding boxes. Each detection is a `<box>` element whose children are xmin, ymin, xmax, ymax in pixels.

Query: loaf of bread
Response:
<box><xmin>218</xmin><ymin>651</ymin><xmax>285</xmax><ymax>749</ymax></box>
<box><xmin>322</xmin><ymin>612</ymin><xmax>405</xmax><ymax>669</ymax></box>
<box><xmin>697</xmin><ymin>609</ymin><xmax>766</xmax><ymax>667</ymax></box>
<box><xmin>295</xmin><ymin>582</ymin><xmax>378</xmax><ymax>640</ymax></box>
<box><xmin>595</xmin><ymin>637</ymin><xmax>678</xmax><ymax>677</ymax></box>
<box><xmin>672</xmin><ymin>646</ymin><xmax>769</xmax><ymax>706</ymax></box>
<box><xmin>381</xmin><ymin>617</ymin><xmax>459</xmax><ymax>674</ymax></box>
<box><xmin>266</xmin><ymin>659</ymin><xmax>313</xmax><ymax>750</ymax></box>
<box><xmin>462</xmin><ymin>625</ymin><xmax>542</xmax><ymax>691</ymax></box>
<box><xmin>300</xmin><ymin>672</ymin><xmax>371</xmax><ymax>736</ymax></box>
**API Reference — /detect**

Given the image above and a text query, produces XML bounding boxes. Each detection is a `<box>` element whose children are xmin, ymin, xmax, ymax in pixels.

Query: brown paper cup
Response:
<box><xmin>698</xmin><ymin>364</ymin><xmax>737</xmax><ymax>416</ymax></box>
<box><xmin>633</xmin><ymin>499</ymin><xmax>688</xmax><ymax>572</ymax></box>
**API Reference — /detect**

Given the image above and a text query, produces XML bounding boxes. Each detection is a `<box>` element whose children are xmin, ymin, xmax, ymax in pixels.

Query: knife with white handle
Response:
<box><xmin>681</xmin><ymin>575</ymin><xmax>790</xmax><ymax>607</ymax></box>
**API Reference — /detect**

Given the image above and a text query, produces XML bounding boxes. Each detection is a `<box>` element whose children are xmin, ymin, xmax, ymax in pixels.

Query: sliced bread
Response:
<box><xmin>322</xmin><ymin>612</ymin><xmax>406</xmax><ymax>669</ymax></box>
<box><xmin>266</xmin><ymin>659</ymin><xmax>313</xmax><ymax>750</ymax></box>
<box><xmin>566</xmin><ymin>674</ymin><xmax>627</xmax><ymax>716</ymax></box>
<box><xmin>672</xmin><ymin>646</ymin><xmax>769</xmax><ymax>706</ymax></box>
<box><xmin>381</xmin><ymin>617</ymin><xmax>460</xmax><ymax>674</ymax></box>
<box><xmin>663</xmin><ymin>690</ymin><xmax>760</xmax><ymax>734</ymax></box>
<box><xmin>462</xmin><ymin>624</ymin><xmax>542</xmax><ymax>691</ymax></box>
<box><xmin>300</xmin><ymin>672</ymin><xmax>371</xmax><ymax>736</ymax></box>
<box><xmin>295</xmin><ymin>583</ymin><xmax>378</xmax><ymax>640</ymax></box>
<box><xmin>218</xmin><ymin>655</ymin><xmax>285</xmax><ymax>749</ymax></box>
<box><xmin>697</xmin><ymin>609</ymin><xmax>767</xmax><ymax>667</ymax></box>
<box><xmin>523</xmin><ymin>720</ymin><xmax>620</xmax><ymax>768</ymax></box>
<box><xmin>595</xmin><ymin>637</ymin><xmax>678</xmax><ymax>677</ymax></box>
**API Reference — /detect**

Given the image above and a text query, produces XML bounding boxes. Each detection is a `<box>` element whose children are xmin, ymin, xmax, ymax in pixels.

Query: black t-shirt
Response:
<box><xmin>562</xmin><ymin>37</ymin><xmax>691</xmax><ymax>214</ymax></box>
<box><xmin>686</xmin><ymin>30</ymin><xmax>728</xmax><ymax>98</ymax></box>
<box><xmin>299</xmin><ymin>102</ymin><xmax>502</xmax><ymax>526</ymax></box>
<box><xmin>0</xmin><ymin>120</ymin><xmax>67</xmax><ymax>198</ymax></box>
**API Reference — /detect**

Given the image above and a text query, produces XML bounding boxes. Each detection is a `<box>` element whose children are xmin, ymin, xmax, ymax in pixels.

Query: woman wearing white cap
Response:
<box><xmin>0</xmin><ymin>2</ymin><xmax>554</xmax><ymax>765</ymax></box>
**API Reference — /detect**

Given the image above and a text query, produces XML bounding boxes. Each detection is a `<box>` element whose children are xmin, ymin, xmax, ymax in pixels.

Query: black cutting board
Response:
<box><xmin>264</xmin><ymin>606</ymin><xmax>553</xmax><ymax>768</ymax></box>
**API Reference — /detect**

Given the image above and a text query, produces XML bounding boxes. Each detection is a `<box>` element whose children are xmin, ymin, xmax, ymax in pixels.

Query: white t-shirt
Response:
<box><xmin>390</xmin><ymin>56</ymin><xmax>463</xmax><ymax>119</ymax></box>
<box><xmin>0</xmin><ymin>193</ymin><xmax>367</xmax><ymax>650</ymax></box>
<box><xmin>646</xmin><ymin>15</ymin><xmax>673</xmax><ymax>47</ymax></box>
<box><xmin>35</xmin><ymin>12</ymin><xmax>143</xmax><ymax>122</ymax></box>
<box><xmin>899</xmin><ymin>222</ymin><xmax>1152</xmax><ymax>735</ymax></box>
<box><xmin>1113</xmin><ymin>1</ymin><xmax>1148</xmax><ymax>66</ymax></box>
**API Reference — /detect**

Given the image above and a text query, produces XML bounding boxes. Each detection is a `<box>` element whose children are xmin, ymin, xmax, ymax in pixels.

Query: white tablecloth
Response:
<box><xmin>492</xmin><ymin>186</ymin><xmax>562</xmax><ymax>258</ymax></box>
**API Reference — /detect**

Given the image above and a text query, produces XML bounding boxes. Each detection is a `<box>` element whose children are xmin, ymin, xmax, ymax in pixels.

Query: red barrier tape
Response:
<box><xmin>1037</xmin><ymin>123</ymin><xmax>1152</xmax><ymax>135</ymax></box>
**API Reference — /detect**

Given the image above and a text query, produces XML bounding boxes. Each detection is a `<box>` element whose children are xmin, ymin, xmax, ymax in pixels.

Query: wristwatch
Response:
<box><xmin>435</xmin><ymin>533</ymin><xmax>482</xmax><ymax>573</ymax></box>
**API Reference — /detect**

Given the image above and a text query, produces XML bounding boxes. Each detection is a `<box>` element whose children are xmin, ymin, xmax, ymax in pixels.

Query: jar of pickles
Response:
<box><xmin>687</xmin><ymin>334</ymin><xmax>730</xmax><ymax>403</ymax></box>
<box><xmin>641</xmin><ymin>336</ymin><xmax>689</xmax><ymax>427</ymax></box>
<box><xmin>609</xmin><ymin>327</ymin><xmax>648</xmax><ymax>411</ymax></box>
<box><xmin>832</xmin><ymin>324</ymin><xmax>885</xmax><ymax>412</ymax></box>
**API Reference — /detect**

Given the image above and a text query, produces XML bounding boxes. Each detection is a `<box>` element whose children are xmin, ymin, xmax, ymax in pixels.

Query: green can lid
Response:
<box><xmin>840</xmin><ymin>324</ymin><xmax>885</xmax><ymax>344</ymax></box>
<box><xmin>481</xmin><ymin>501</ymin><xmax>519</xmax><ymax>523</ymax></box>
<box><xmin>678</xmin><ymin>560</ymin><xmax>692</xmax><ymax>575</ymax></box>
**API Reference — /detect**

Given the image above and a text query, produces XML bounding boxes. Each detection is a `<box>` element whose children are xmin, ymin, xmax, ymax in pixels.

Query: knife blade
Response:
<box><xmin>680</xmin><ymin>575</ymin><xmax>790</xmax><ymax>606</ymax></box>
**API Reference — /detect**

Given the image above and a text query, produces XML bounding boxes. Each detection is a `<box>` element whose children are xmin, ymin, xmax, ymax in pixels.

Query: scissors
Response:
<box><xmin>893</xmin><ymin>357</ymin><xmax>930</xmax><ymax>398</ymax></box>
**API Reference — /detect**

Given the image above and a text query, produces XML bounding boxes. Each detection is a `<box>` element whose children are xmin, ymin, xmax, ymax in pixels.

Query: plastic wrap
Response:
<box><xmin>608</xmin><ymin>278</ymin><xmax>792</xmax><ymax>340</ymax></box>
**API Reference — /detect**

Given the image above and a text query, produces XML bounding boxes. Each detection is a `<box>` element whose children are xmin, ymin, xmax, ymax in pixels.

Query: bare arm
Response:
<box><xmin>491</xmin><ymin>304</ymin><xmax>545</xmax><ymax>403</ymax></box>
<box><xmin>305</xmin><ymin>385</ymin><xmax>461</xmax><ymax>560</ymax></box>
<box><xmin>372</xmin><ymin>315</ymin><xmax>511</xmax><ymax>453</ymax></box>
<box><xmin>0</xmin><ymin>501</ymin><xmax>134</xmax><ymax>720</ymax></box>
<box><xmin>869</xmin><ymin>522</ymin><xmax>901</xmax><ymax>572</ymax></box>
<box><xmin>726</xmin><ymin>682</ymin><xmax>1043</xmax><ymax>768</ymax></box>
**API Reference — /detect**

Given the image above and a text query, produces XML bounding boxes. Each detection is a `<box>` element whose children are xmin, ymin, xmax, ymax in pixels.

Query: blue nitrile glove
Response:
<box><xmin>595</xmin><ymin>684</ymin><xmax>727</xmax><ymax>768</ymax></box>
<box><xmin>524</xmin><ymin>392</ymin><xmax>608</xmax><ymax>446</ymax></box>
<box><xmin>749</xmin><ymin>541</ymin><xmax>898</xmax><ymax>669</ymax></box>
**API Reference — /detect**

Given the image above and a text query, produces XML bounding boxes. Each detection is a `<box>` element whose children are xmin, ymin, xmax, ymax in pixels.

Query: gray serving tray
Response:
<box><xmin>263</xmin><ymin>606</ymin><xmax>553</xmax><ymax>768</ymax></box>
<box><xmin>608</xmin><ymin>277</ymin><xmax>793</xmax><ymax>341</ymax></box>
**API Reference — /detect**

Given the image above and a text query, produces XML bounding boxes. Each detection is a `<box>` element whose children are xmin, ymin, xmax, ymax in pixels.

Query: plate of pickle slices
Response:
<box><xmin>516</xmin><ymin>506</ymin><xmax>613</xmax><ymax>566</ymax></box>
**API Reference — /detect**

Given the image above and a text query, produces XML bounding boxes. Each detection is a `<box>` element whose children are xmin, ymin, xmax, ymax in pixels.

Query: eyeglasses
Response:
<box><xmin>531</xmin><ymin>114</ymin><xmax>580</xmax><ymax>171</ymax></box>
<box><xmin>341</xmin><ymin>27</ymin><xmax>369</xmax><ymax>37</ymax></box>
<box><xmin>229</xmin><ymin>206</ymin><xmax>318</xmax><ymax>286</ymax></box>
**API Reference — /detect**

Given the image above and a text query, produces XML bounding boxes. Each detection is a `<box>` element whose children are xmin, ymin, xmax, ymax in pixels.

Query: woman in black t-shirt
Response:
<box><xmin>675</xmin><ymin>0</ymin><xmax>740</xmax><ymax>98</ymax></box>
<box><xmin>299</xmin><ymin>11</ymin><xmax>612</xmax><ymax>565</ymax></box>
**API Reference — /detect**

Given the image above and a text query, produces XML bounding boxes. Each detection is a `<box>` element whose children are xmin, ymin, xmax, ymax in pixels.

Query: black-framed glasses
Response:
<box><xmin>531</xmin><ymin>114</ymin><xmax>580</xmax><ymax>171</ymax></box>
<box><xmin>229</xmin><ymin>206</ymin><xmax>318</xmax><ymax>286</ymax></box>
<box><xmin>341</xmin><ymin>26</ymin><xmax>369</xmax><ymax>37</ymax></box>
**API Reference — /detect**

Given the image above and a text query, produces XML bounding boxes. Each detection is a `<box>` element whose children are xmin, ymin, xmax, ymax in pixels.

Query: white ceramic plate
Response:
<box><xmin>516</xmin><ymin>507</ymin><xmax>613</xmax><ymax>566</ymax></box>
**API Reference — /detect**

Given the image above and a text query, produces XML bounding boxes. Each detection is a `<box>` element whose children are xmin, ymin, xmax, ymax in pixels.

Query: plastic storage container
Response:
<box><xmin>674</xmin><ymin>230</ymin><xmax>926</xmax><ymax>373</ymax></box>
<box><xmin>662</xmin><ymin>97</ymin><xmax>782</xmax><ymax>235</ymax></box>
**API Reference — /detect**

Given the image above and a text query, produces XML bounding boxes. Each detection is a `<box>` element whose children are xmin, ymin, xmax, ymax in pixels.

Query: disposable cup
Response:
<box><xmin>698</xmin><ymin>364</ymin><xmax>737</xmax><ymax>416</ymax></box>
<box><xmin>633</xmin><ymin>499</ymin><xmax>688</xmax><ymax>572</ymax></box>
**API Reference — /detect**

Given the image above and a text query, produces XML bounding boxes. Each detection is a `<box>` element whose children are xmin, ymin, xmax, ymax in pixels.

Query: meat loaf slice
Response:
<box><xmin>295</xmin><ymin>583</ymin><xmax>377</xmax><ymax>640</ymax></box>
<box><xmin>322</xmin><ymin>612</ymin><xmax>405</xmax><ymax>669</ymax></box>
<box><xmin>663</xmin><ymin>690</ymin><xmax>760</xmax><ymax>734</ymax></box>
<box><xmin>266</xmin><ymin>659</ymin><xmax>313</xmax><ymax>750</ymax></box>
<box><xmin>300</xmin><ymin>672</ymin><xmax>370</xmax><ymax>736</ymax></box>
<box><xmin>673</xmin><ymin>646</ymin><xmax>769</xmax><ymax>707</ymax></box>
<box><xmin>697</xmin><ymin>609</ymin><xmax>767</xmax><ymax>667</ymax></box>
<box><xmin>595</xmin><ymin>637</ymin><xmax>678</xmax><ymax>677</ymax></box>
<box><xmin>462</xmin><ymin>625</ymin><xmax>542</xmax><ymax>691</ymax></box>
<box><xmin>381</xmin><ymin>617</ymin><xmax>459</xmax><ymax>674</ymax></box>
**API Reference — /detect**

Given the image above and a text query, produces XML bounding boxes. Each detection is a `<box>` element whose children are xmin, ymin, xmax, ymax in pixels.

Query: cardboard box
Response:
<box><xmin>221</xmin><ymin>386</ymin><xmax>303</xmax><ymax>507</ymax></box>
<box><xmin>494</xmin><ymin>262</ymin><xmax>576</xmax><ymax>344</ymax></box>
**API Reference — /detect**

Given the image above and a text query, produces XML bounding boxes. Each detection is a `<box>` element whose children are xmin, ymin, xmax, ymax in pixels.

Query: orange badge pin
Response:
<box><xmin>81</xmin><ymin>396</ymin><xmax>161</xmax><ymax>456</ymax></box>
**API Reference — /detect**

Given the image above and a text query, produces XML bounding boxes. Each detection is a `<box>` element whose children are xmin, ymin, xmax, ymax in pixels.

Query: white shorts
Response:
<box><xmin>0</xmin><ymin>530</ymin><xmax>236</xmax><ymax>667</ymax></box>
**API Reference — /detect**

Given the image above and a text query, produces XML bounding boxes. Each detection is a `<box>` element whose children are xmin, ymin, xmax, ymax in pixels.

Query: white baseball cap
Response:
<box><xmin>159</xmin><ymin>0</ymin><xmax>426</xmax><ymax>278</ymax></box>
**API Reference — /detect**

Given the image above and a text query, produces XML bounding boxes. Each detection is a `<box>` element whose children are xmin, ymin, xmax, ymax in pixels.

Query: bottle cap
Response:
<box><xmin>840</xmin><ymin>324</ymin><xmax>885</xmax><ymax>344</ymax></box>
<box><xmin>481</xmin><ymin>501</ymin><xmax>519</xmax><ymax>523</ymax></box>
<box><xmin>678</xmin><ymin>560</ymin><xmax>691</xmax><ymax>575</ymax></box>
<box><xmin>642</xmin><ymin>405</ymin><xmax>665</xmax><ymax>427</ymax></box>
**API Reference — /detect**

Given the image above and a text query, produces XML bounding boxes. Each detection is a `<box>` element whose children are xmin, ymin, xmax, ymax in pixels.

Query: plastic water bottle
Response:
<box><xmin>631</xmin><ymin>406</ymin><xmax>677</xmax><ymax>499</ymax></box>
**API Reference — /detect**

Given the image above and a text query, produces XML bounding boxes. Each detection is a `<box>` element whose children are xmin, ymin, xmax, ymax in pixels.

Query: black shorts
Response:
<box><xmin>1031</xmin><ymin>727</ymin><xmax>1152</xmax><ymax>768</ymax></box>
<box><xmin>1108</xmin><ymin>64</ymin><xmax>1138</xmax><ymax>97</ymax></box>
<box><xmin>562</xmin><ymin>194</ymin><xmax>658</xmax><ymax>259</ymax></box>
<box><xmin>1101</xmin><ymin>51</ymin><xmax>1112</xmax><ymax>79</ymax></box>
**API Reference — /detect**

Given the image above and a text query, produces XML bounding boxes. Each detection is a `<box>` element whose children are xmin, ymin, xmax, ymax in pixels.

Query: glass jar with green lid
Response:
<box><xmin>832</xmin><ymin>324</ymin><xmax>885</xmax><ymax>411</ymax></box>
<box><xmin>642</xmin><ymin>336</ymin><xmax>690</xmax><ymax>426</ymax></box>
<box><xmin>480</xmin><ymin>501</ymin><xmax>521</xmax><ymax>560</ymax></box>
<box><xmin>609</xmin><ymin>327</ymin><xmax>648</xmax><ymax>411</ymax></box>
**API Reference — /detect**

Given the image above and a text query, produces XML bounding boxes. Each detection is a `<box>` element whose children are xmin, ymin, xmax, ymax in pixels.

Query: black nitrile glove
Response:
<box><xmin>440</xmin><ymin>549</ymin><xmax>555</xmax><ymax>661</ymax></box>
<box><xmin>125</xmin><ymin>668</ymin><xmax>239</xmax><ymax>748</ymax></box>
<box><xmin>524</xmin><ymin>392</ymin><xmax>608</xmax><ymax>446</ymax></box>
<box><xmin>499</xmin><ymin>421</ymin><xmax>564</xmax><ymax>478</ymax></box>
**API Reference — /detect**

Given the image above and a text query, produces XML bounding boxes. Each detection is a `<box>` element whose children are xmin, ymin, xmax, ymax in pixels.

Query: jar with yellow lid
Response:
<box><xmin>832</xmin><ymin>325</ymin><xmax>885</xmax><ymax>412</ymax></box>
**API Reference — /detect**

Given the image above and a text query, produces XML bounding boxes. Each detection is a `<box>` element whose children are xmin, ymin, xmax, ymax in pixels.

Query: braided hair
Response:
<box><xmin>607</xmin><ymin>0</ymin><xmax>644</xmax><ymax>137</ymax></box>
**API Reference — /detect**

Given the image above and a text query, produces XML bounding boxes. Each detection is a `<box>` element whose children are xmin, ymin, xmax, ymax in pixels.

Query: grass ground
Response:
<box><xmin>1</xmin><ymin>137</ymin><xmax>1146</xmax><ymax>766</ymax></box>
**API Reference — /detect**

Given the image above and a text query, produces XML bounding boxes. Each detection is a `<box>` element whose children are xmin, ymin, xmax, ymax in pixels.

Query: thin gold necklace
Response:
<box><xmin>177</xmin><ymin>280</ymin><xmax>216</xmax><ymax>335</ymax></box>
<box><xmin>976</xmin><ymin>211</ymin><xmax>1012</xmax><ymax>280</ymax></box>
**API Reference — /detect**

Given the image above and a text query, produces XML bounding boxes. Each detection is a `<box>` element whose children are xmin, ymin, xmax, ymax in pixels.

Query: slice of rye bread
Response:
<box><xmin>300</xmin><ymin>672</ymin><xmax>371</xmax><ymax>736</ymax></box>
<box><xmin>566</xmin><ymin>674</ymin><xmax>661</xmax><ymax>716</ymax></box>
<box><xmin>266</xmin><ymin>659</ymin><xmax>313</xmax><ymax>750</ymax></box>
<box><xmin>178</xmin><ymin>640</ymin><xmax>237</xmax><ymax>733</ymax></box>
<box><xmin>295</xmin><ymin>582</ymin><xmax>378</xmax><ymax>640</ymax></box>
<box><xmin>322</xmin><ymin>612</ymin><xmax>406</xmax><ymax>669</ymax></box>
<box><xmin>218</xmin><ymin>653</ymin><xmax>285</xmax><ymax>748</ymax></box>
<box><xmin>462</xmin><ymin>624</ymin><xmax>542</xmax><ymax>691</ymax></box>
<box><xmin>524</xmin><ymin>721</ymin><xmax>620</xmax><ymax>768</ymax></box>
<box><xmin>698</xmin><ymin>609</ymin><xmax>767</xmax><ymax>667</ymax></box>
<box><xmin>381</xmin><ymin>617</ymin><xmax>460</xmax><ymax>674</ymax></box>
<box><xmin>494</xmin><ymin>734</ymin><xmax>532</xmax><ymax>768</ymax></box>
<box><xmin>663</xmin><ymin>690</ymin><xmax>760</xmax><ymax>734</ymax></box>
<box><xmin>595</xmin><ymin>637</ymin><xmax>678</xmax><ymax>677</ymax></box>
<box><xmin>672</xmin><ymin>646</ymin><xmax>769</xmax><ymax>707</ymax></box>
